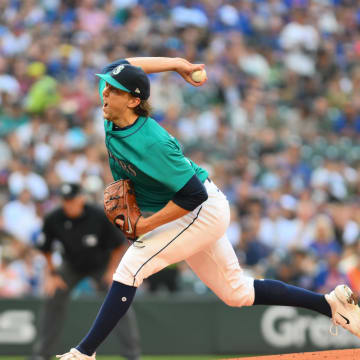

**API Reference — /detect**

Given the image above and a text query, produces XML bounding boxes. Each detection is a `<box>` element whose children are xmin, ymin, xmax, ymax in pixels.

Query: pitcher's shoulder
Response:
<box><xmin>142</xmin><ymin>117</ymin><xmax>176</xmax><ymax>144</ymax></box>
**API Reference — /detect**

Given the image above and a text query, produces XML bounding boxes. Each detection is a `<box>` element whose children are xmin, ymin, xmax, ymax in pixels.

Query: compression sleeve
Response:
<box><xmin>172</xmin><ymin>174</ymin><xmax>208</xmax><ymax>211</ymax></box>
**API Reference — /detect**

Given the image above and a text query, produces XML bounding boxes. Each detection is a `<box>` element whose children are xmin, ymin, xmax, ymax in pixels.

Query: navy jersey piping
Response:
<box><xmin>132</xmin><ymin>206</ymin><xmax>202</xmax><ymax>286</ymax></box>
<box><xmin>108</xmin><ymin>117</ymin><xmax>148</xmax><ymax>139</ymax></box>
<box><xmin>112</xmin><ymin>117</ymin><xmax>140</xmax><ymax>131</ymax></box>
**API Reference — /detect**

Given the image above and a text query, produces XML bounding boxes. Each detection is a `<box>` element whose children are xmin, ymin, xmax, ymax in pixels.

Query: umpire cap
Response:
<box><xmin>96</xmin><ymin>64</ymin><xmax>150</xmax><ymax>100</ymax></box>
<box><xmin>59</xmin><ymin>183</ymin><xmax>82</xmax><ymax>200</ymax></box>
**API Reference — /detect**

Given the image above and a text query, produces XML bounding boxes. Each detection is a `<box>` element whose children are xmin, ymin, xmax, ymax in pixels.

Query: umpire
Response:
<box><xmin>31</xmin><ymin>183</ymin><xmax>141</xmax><ymax>360</ymax></box>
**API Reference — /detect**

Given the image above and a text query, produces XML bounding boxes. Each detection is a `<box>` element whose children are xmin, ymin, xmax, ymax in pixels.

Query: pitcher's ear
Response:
<box><xmin>128</xmin><ymin>95</ymin><xmax>141</xmax><ymax>109</ymax></box>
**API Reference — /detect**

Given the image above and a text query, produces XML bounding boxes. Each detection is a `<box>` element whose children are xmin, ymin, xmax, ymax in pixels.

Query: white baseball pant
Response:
<box><xmin>113</xmin><ymin>179</ymin><xmax>255</xmax><ymax>307</ymax></box>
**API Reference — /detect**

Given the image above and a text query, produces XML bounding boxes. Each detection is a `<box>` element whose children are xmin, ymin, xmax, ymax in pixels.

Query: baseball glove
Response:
<box><xmin>103</xmin><ymin>179</ymin><xmax>141</xmax><ymax>241</ymax></box>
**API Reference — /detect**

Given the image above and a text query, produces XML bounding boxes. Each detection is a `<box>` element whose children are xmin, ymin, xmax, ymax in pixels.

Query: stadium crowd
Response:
<box><xmin>1</xmin><ymin>0</ymin><xmax>360</xmax><ymax>298</ymax></box>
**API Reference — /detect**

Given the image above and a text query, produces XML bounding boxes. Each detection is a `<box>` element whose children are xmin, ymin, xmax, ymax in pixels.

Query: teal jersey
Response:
<box><xmin>99</xmin><ymin>78</ymin><xmax>208</xmax><ymax>212</ymax></box>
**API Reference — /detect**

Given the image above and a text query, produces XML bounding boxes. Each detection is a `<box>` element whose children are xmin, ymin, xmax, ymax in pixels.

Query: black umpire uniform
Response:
<box><xmin>31</xmin><ymin>183</ymin><xmax>140</xmax><ymax>360</ymax></box>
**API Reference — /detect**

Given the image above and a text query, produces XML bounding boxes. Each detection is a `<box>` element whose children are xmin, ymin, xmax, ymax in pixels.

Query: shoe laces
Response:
<box><xmin>329</xmin><ymin>323</ymin><xmax>339</xmax><ymax>336</ymax></box>
<box><xmin>329</xmin><ymin>317</ymin><xmax>358</xmax><ymax>338</ymax></box>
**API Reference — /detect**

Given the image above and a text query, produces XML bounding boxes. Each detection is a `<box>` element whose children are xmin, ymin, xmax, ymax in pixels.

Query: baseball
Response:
<box><xmin>191</xmin><ymin>69</ymin><xmax>207</xmax><ymax>82</ymax></box>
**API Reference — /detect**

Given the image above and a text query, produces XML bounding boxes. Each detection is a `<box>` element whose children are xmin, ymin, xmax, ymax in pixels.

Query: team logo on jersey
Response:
<box><xmin>61</xmin><ymin>184</ymin><xmax>72</xmax><ymax>195</ymax></box>
<box><xmin>108</xmin><ymin>150</ymin><xmax>137</xmax><ymax>177</ymax></box>
<box><xmin>83</xmin><ymin>234</ymin><xmax>98</xmax><ymax>247</ymax></box>
<box><xmin>112</xmin><ymin>65</ymin><xmax>125</xmax><ymax>75</ymax></box>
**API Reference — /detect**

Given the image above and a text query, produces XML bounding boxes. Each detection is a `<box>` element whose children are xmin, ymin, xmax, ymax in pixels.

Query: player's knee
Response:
<box><xmin>222</xmin><ymin>293</ymin><xmax>252</xmax><ymax>307</ymax></box>
<box><xmin>221</xmin><ymin>276</ymin><xmax>255</xmax><ymax>307</ymax></box>
<box><xmin>113</xmin><ymin>264</ymin><xmax>143</xmax><ymax>288</ymax></box>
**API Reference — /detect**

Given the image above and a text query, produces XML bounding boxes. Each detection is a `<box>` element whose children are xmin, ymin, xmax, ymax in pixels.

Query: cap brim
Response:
<box><xmin>95</xmin><ymin>73</ymin><xmax>131</xmax><ymax>93</ymax></box>
<box><xmin>62</xmin><ymin>194</ymin><xmax>77</xmax><ymax>200</ymax></box>
<box><xmin>60</xmin><ymin>191</ymin><xmax>82</xmax><ymax>200</ymax></box>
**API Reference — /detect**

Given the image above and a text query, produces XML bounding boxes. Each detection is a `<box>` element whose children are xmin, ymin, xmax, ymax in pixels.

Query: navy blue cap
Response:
<box><xmin>59</xmin><ymin>183</ymin><xmax>82</xmax><ymax>199</ymax></box>
<box><xmin>96</xmin><ymin>64</ymin><xmax>150</xmax><ymax>100</ymax></box>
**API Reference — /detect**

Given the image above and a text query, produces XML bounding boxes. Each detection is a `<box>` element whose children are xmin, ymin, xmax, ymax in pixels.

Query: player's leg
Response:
<box><xmin>61</xmin><ymin>181</ymin><xmax>231</xmax><ymax>359</ymax></box>
<box><xmin>112</xmin><ymin>179</ymin><xmax>230</xmax><ymax>288</ymax></box>
<box><xmin>71</xmin><ymin>281</ymin><xmax>136</xmax><ymax>358</ymax></box>
<box><xmin>186</xmin><ymin>233</ymin><xmax>255</xmax><ymax>307</ymax></box>
<box><xmin>186</xmin><ymin>234</ymin><xmax>331</xmax><ymax>315</ymax></box>
<box><xmin>32</xmin><ymin>263</ymin><xmax>83</xmax><ymax>360</ymax></box>
<box><xmin>92</xmin><ymin>271</ymin><xmax>141</xmax><ymax>360</ymax></box>
<box><xmin>254</xmin><ymin>281</ymin><xmax>360</xmax><ymax>336</ymax></box>
<box><xmin>186</xmin><ymin>233</ymin><xmax>360</xmax><ymax>337</ymax></box>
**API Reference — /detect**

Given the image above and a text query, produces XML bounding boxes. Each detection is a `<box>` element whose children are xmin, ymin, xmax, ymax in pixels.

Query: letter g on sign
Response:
<box><xmin>261</xmin><ymin>306</ymin><xmax>298</xmax><ymax>348</ymax></box>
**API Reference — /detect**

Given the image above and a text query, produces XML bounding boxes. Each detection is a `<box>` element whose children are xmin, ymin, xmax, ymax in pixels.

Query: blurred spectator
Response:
<box><xmin>0</xmin><ymin>56</ymin><xmax>20</xmax><ymax>99</ymax></box>
<box><xmin>258</xmin><ymin>203</ymin><xmax>282</xmax><ymax>249</ymax></box>
<box><xmin>25</xmin><ymin>62</ymin><xmax>59</xmax><ymax>114</ymax></box>
<box><xmin>8</xmin><ymin>247</ymin><xmax>45</xmax><ymax>297</ymax></box>
<box><xmin>241</xmin><ymin>216</ymin><xmax>271</xmax><ymax>266</ymax></box>
<box><xmin>77</xmin><ymin>0</ymin><xmax>109</xmax><ymax>36</ymax></box>
<box><xmin>314</xmin><ymin>252</ymin><xmax>349</xmax><ymax>294</ymax></box>
<box><xmin>2</xmin><ymin>189</ymin><xmax>42</xmax><ymax>244</ymax></box>
<box><xmin>1</xmin><ymin>23</ymin><xmax>32</xmax><ymax>57</ymax></box>
<box><xmin>8</xmin><ymin>157</ymin><xmax>49</xmax><ymax>201</ymax></box>
<box><xmin>289</xmin><ymin>200</ymin><xmax>316</xmax><ymax>249</ymax></box>
<box><xmin>279</xmin><ymin>8</ymin><xmax>319</xmax><ymax>76</ymax></box>
<box><xmin>310</xmin><ymin>214</ymin><xmax>342</xmax><ymax>260</ymax></box>
<box><xmin>0</xmin><ymin>230</ymin><xmax>33</xmax><ymax>297</ymax></box>
<box><xmin>54</xmin><ymin>150</ymin><xmax>88</xmax><ymax>183</ymax></box>
<box><xmin>171</xmin><ymin>1</ymin><xmax>208</xmax><ymax>28</ymax></box>
<box><xmin>0</xmin><ymin>254</ymin><xmax>29</xmax><ymax>297</ymax></box>
<box><xmin>347</xmin><ymin>255</ymin><xmax>360</xmax><ymax>296</ymax></box>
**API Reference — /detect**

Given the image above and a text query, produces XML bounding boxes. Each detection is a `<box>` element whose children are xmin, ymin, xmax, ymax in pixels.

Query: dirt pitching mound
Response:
<box><xmin>224</xmin><ymin>348</ymin><xmax>360</xmax><ymax>360</ymax></box>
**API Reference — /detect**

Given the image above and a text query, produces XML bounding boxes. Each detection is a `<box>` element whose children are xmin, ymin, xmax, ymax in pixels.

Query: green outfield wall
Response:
<box><xmin>0</xmin><ymin>295</ymin><xmax>359</xmax><ymax>356</ymax></box>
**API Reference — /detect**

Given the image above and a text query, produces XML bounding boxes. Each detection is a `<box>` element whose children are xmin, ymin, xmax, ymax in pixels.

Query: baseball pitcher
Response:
<box><xmin>57</xmin><ymin>57</ymin><xmax>360</xmax><ymax>360</ymax></box>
